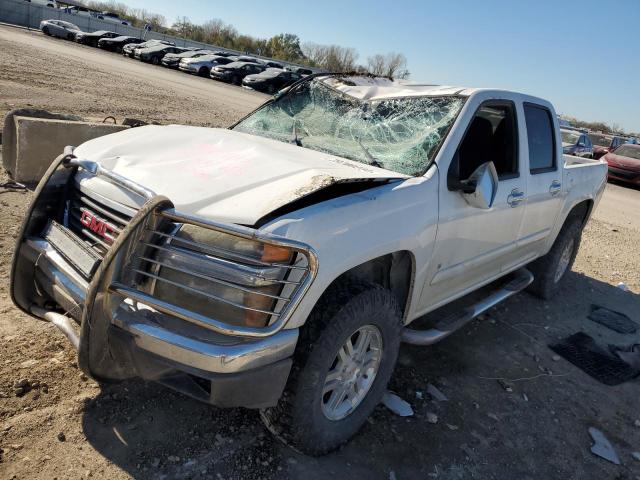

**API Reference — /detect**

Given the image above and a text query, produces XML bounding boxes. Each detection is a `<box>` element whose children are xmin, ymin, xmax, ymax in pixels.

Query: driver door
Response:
<box><xmin>418</xmin><ymin>99</ymin><xmax>527</xmax><ymax>311</ymax></box>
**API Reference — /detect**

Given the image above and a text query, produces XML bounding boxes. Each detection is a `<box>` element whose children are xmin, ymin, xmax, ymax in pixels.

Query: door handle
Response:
<box><xmin>549</xmin><ymin>180</ymin><xmax>561</xmax><ymax>196</ymax></box>
<box><xmin>507</xmin><ymin>189</ymin><xmax>525</xmax><ymax>207</ymax></box>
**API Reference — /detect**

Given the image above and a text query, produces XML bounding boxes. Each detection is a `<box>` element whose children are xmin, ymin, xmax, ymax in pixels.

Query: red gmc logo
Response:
<box><xmin>80</xmin><ymin>210</ymin><xmax>115</xmax><ymax>242</ymax></box>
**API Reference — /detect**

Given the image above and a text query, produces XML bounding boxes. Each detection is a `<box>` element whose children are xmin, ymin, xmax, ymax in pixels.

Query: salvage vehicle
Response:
<box><xmin>242</xmin><ymin>68</ymin><xmax>303</xmax><ymax>94</ymax></box>
<box><xmin>161</xmin><ymin>49</ymin><xmax>217</xmax><ymax>69</ymax></box>
<box><xmin>123</xmin><ymin>39</ymin><xmax>174</xmax><ymax>58</ymax></box>
<box><xmin>210</xmin><ymin>61</ymin><xmax>265</xmax><ymax>84</ymax></box>
<box><xmin>75</xmin><ymin>30</ymin><xmax>118</xmax><ymax>47</ymax></box>
<box><xmin>135</xmin><ymin>45</ymin><xmax>189</xmax><ymax>65</ymax></box>
<box><xmin>39</xmin><ymin>19</ymin><xmax>81</xmax><ymax>40</ymax></box>
<box><xmin>10</xmin><ymin>74</ymin><xmax>607</xmax><ymax>455</ymax></box>
<box><xmin>286</xmin><ymin>66</ymin><xmax>313</xmax><ymax>76</ymax></box>
<box><xmin>561</xmin><ymin>128</ymin><xmax>593</xmax><ymax>158</ymax></box>
<box><xmin>98</xmin><ymin>35</ymin><xmax>144</xmax><ymax>53</ymax></box>
<box><xmin>603</xmin><ymin>144</ymin><xmax>640</xmax><ymax>186</ymax></box>
<box><xmin>179</xmin><ymin>54</ymin><xmax>235</xmax><ymax>76</ymax></box>
<box><xmin>589</xmin><ymin>132</ymin><xmax>628</xmax><ymax>159</ymax></box>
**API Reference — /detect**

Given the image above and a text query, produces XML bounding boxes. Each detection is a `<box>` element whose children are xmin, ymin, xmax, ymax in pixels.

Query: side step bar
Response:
<box><xmin>402</xmin><ymin>268</ymin><xmax>534</xmax><ymax>346</ymax></box>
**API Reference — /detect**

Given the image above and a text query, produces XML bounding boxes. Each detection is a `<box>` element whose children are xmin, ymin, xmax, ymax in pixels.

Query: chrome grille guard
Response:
<box><xmin>63</xmin><ymin>147</ymin><xmax>319</xmax><ymax>339</ymax></box>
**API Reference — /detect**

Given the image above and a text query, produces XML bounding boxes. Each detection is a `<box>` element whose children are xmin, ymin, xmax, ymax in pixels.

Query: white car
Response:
<box><xmin>11</xmin><ymin>75</ymin><xmax>607</xmax><ymax>456</ymax></box>
<box><xmin>95</xmin><ymin>11</ymin><xmax>131</xmax><ymax>26</ymax></box>
<box><xmin>178</xmin><ymin>54</ymin><xmax>235</xmax><ymax>76</ymax></box>
<box><xmin>39</xmin><ymin>19</ymin><xmax>81</xmax><ymax>40</ymax></box>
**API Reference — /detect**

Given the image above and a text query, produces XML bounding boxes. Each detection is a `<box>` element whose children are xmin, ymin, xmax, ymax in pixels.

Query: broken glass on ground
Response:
<box><xmin>381</xmin><ymin>391</ymin><xmax>414</xmax><ymax>417</ymax></box>
<box><xmin>588</xmin><ymin>427</ymin><xmax>621</xmax><ymax>465</ymax></box>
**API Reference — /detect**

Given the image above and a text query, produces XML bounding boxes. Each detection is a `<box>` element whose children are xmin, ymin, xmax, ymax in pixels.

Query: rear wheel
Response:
<box><xmin>198</xmin><ymin>67</ymin><xmax>208</xmax><ymax>77</ymax></box>
<box><xmin>261</xmin><ymin>280</ymin><xmax>402</xmax><ymax>455</ymax></box>
<box><xmin>151</xmin><ymin>56</ymin><xmax>160</xmax><ymax>65</ymax></box>
<box><xmin>232</xmin><ymin>75</ymin><xmax>241</xmax><ymax>85</ymax></box>
<box><xmin>527</xmin><ymin>217</ymin><xmax>583</xmax><ymax>299</ymax></box>
<box><xmin>267</xmin><ymin>84</ymin><xmax>276</xmax><ymax>94</ymax></box>
<box><xmin>67</xmin><ymin>33</ymin><xmax>75</xmax><ymax>41</ymax></box>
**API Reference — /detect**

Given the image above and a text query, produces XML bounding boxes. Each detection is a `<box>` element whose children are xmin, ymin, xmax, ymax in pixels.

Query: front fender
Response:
<box><xmin>262</xmin><ymin>168</ymin><xmax>439</xmax><ymax>328</ymax></box>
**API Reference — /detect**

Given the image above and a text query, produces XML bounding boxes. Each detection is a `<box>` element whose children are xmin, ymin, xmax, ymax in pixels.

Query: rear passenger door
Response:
<box><xmin>519</xmin><ymin>103</ymin><xmax>564</xmax><ymax>260</ymax></box>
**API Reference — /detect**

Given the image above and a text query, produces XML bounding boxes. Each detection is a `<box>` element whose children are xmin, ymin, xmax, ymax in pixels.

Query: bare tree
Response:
<box><xmin>302</xmin><ymin>43</ymin><xmax>358</xmax><ymax>71</ymax></box>
<box><xmin>367</xmin><ymin>52</ymin><xmax>410</xmax><ymax>79</ymax></box>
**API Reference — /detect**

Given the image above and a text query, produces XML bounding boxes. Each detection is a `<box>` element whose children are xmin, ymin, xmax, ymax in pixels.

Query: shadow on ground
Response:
<box><xmin>80</xmin><ymin>272</ymin><xmax>640</xmax><ymax>479</ymax></box>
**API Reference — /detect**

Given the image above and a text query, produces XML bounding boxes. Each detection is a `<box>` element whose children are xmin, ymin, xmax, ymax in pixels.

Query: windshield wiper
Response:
<box><xmin>356</xmin><ymin>138</ymin><xmax>382</xmax><ymax>168</ymax></box>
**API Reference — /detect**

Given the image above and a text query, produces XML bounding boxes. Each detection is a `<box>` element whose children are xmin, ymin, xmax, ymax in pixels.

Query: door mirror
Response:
<box><xmin>458</xmin><ymin>161</ymin><xmax>499</xmax><ymax>209</ymax></box>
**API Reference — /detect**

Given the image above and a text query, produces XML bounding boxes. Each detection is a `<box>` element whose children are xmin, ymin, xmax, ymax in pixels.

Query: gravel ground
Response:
<box><xmin>1</xmin><ymin>25</ymin><xmax>640</xmax><ymax>480</ymax></box>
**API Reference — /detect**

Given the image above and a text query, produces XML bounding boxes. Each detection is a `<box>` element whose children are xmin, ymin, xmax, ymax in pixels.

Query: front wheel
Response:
<box><xmin>42</xmin><ymin>27</ymin><xmax>50</xmax><ymax>35</ymax></box>
<box><xmin>261</xmin><ymin>280</ymin><xmax>402</xmax><ymax>455</ymax></box>
<box><xmin>527</xmin><ymin>217</ymin><xmax>583</xmax><ymax>299</ymax></box>
<box><xmin>151</xmin><ymin>56</ymin><xmax>160</xmax><ymax>65</ymax></box>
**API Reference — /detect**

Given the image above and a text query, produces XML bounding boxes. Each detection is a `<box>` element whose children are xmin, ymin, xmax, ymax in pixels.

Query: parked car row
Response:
<box><xmin>39</xmin><ymin>20</ymin><xmax>313</xmax><ymax>95</ymax></box>
<box><xmin>559</xmin><ymin>126</ymin><xmax>639</xmax><ymax>187</ymax></box>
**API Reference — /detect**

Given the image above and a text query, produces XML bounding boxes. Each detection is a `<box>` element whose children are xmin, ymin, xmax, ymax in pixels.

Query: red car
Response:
<box><xmin>603</xmin><ymin>144</ymin><xmax>640</xmax><ymax>186</ymax></box>
<box><xmin>589</xmin><ymin>133</ymin><xmax>628</xmax><ymax>159</ymax></box>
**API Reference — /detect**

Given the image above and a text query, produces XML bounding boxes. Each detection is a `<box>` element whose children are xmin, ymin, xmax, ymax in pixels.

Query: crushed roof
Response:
<box><xmin>319</xmin><ymin>76</ymin><xmax>472</xmax><ymax>100</ymax></box>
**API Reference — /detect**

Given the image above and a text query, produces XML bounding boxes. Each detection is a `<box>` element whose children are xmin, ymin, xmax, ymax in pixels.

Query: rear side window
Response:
<box><xmin>524</xmin><ymin>104</ymin><xmax>556</xmax><ymax>173</ymax></box>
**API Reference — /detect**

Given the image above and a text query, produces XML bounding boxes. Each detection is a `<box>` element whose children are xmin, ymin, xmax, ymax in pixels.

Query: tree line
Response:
<box><xmin>82</xmin><ymin>1</ymin><xmax>410</xmax><ymax>78</ymax></box>
<box><xmin>559</xmin><ymin>115</ymin><xmax>638</xmax><ymax>138</ymax></box>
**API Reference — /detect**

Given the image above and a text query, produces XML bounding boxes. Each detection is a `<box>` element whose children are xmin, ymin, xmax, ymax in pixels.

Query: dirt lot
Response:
<box><xmin>1</xmin><ymin>25</ymin><xmax>640</xmax><ymax>480</ymax></box>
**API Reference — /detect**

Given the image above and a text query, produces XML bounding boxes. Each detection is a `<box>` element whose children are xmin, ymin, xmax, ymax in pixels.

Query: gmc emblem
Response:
<box><xmin>80</xmin><ymin>210</ymin><xmax>115</xmax><ymax>242</ymax></box>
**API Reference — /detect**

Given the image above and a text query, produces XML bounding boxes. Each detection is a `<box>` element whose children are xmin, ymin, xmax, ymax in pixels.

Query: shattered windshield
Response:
<box><xmin>233</xmin><ymin>80</ymin><xmax>465</xmax><ymax>176</ymax></box>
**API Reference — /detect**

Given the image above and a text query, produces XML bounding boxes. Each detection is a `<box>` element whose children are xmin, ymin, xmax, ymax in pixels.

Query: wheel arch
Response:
<box><xmin>563</xmin><ymin>198</ymin><xmax>594</xmax><ymax>228</ymax></box>
<box><xmin>311</xmin><ymin>251</ymin><xmax>416</xmax><ymax>323</ymax></box>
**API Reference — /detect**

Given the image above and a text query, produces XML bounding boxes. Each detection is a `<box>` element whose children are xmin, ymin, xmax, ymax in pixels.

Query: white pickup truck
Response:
<box><xmin>11</xmin><ymin>75</ymin><xmax>607</xmax><ymax>454</ymax></box>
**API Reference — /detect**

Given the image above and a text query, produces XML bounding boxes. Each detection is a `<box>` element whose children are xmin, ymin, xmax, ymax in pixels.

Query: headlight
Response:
<box><xmin>138</xmin><ymin>223</ymin><xmax>302</xmax><ymax>329</ymax></box>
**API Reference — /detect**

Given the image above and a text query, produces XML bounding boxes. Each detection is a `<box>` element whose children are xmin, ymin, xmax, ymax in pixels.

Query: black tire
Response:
<box><xmin>151</xmin><ymin>56</ymin><xmax>160</xmax><ymax>65</ymax></box>
<box><xmin>42</xmin><ymin>27</ymin><xmax>50</xmax><ymax>36</ymax></box>
<box><xmin>232</xmin><ymin>75</ymin><xmax>241</xmax><ymax>85</ymax></box>
<box><xmin>67</xmin><ymin>33</ymin><xmax>75</xmax><ymax>41</ymax></box>
<box><xmin>261</xmin><ymin>279</ymin><xmax>403</xmax><ymax>455</ymax></box>
<box><xmin>267</xmin><ymin>84</ymin><xmax>276</xmax><ymax>94</ymax></box>
<box><xmin>527</xmin><ymin>216</ymin><xmax>583</xmax><ymax>299</ymax></box>
<box><xmin>198</xmin><ymin>67</ymin><xmax>208</xmax><ymax>77</ymax></box>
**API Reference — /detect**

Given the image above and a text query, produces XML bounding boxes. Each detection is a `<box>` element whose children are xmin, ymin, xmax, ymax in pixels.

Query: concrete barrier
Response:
<box><xmin>7</xmin><ymin>116</ymin><xmax>128</xmax><ymax>182</ymax></box>
<box><xmin>2</xmin><ymin>108</ymin><xmax>84</xmax><ymax>178</ymax></box>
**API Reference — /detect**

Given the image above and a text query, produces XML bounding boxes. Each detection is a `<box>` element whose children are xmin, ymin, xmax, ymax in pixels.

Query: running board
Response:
<box><xmin>402</xmin><ymin>268</ymin><xmax>534</xmax><ymax>346</ymax></box>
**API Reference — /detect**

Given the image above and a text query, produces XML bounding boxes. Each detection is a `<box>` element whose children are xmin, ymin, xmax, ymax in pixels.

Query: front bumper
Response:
<box><xmin>179</xmin><ymin>64</ymin><xmax>200</xmax><ymax>73</ymax></box>
<box><xmin>210</xmin><ymin>71</ymin><xmax>232</xmax><ymax>82</ymax></box>
<box><xmin>10</xmin><ymin>149</ymin><xmax>316</xmax><ymax>408</ymax></box>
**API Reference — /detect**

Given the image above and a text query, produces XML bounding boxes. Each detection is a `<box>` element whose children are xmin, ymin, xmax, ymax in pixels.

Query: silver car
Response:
<box><xmin>40</xmin><ymin>19</ymin><xmax>81</xmax><ymax>41</ymax></box>
<box><xmin>179</xmin><ymin>55</ymin><xmax>235</xmax><ymax>76</ymax></box>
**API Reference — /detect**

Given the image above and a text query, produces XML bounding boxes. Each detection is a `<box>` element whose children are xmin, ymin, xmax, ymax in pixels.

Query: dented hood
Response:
<box><xmin>73</xmin><ymin>125</ymin><xmax>406</xmax><ymax>225</ymax></box>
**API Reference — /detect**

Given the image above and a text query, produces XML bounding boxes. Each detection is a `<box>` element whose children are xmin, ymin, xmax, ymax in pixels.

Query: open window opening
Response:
<box><xmin>448</xmin><ymin>101</ymin><xmax>519</xmax><ymax>190</ymax></box>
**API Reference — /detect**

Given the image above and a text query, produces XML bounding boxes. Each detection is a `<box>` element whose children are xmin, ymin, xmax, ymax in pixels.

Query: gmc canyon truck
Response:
<box><xmin>11</xmin><ymin>75</ymin><xmax>607</xmax><ymax>454</ymax></box>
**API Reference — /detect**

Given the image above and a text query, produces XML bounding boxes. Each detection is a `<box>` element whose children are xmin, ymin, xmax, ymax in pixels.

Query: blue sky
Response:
<box><xmin>124</xmin><ymin>0</ymin><xmax>640</xmax><ymax>132</ymax></box>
